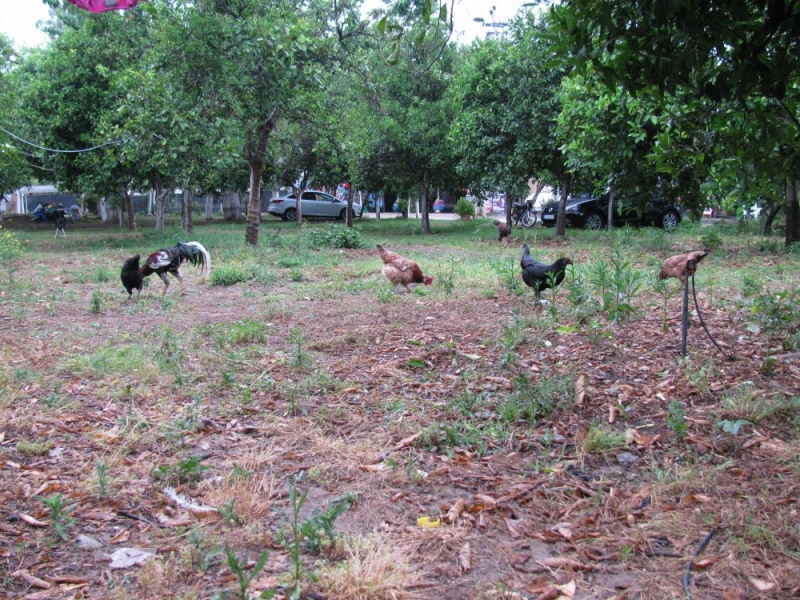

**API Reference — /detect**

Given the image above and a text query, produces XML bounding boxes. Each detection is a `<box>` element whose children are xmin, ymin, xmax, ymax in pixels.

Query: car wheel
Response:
<box><xmin>284</xmin><ymin>208</ymin><xmax>297</xmax><ymax>221</ymax></box>
<box><xmin>660</xmin><ymin>210</ymin><xmax>680</xmax><ymax>229</ymax></box>
<box><xmin>584</xmin><ymin>212</ymin><xmax>605</xmax><ymax>230</ymax></box>
<box><xmin>339</xmin><ymin>208</ymin><xmax>349</xmax><ymax>220</ymax></box>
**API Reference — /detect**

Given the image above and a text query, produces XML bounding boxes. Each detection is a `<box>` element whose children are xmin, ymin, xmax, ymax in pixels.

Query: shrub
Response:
<box><xmin>210</xmin><ymin>263</ymin><xmax>257</xmax><ymax>286</ymax></box>
<box><xmin>454</xmin><ymin>197</ymin><xmax>475</xmax><ymax>218</ymax></box>
<box><xmin>305</xmin><ymin>225</ymin><xmax>365</xmax><ymax>249</ymax></box>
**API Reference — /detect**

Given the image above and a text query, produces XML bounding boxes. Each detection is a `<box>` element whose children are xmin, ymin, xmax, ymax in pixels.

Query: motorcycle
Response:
<box><xmin>511</xmin><ymin>200</ymin><xmax>537</xmax><ymax>228</ymax></box>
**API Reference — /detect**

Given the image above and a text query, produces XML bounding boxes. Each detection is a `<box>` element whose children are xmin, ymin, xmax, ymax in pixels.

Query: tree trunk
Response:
<box><xmin>124</xmin><ymin>190</ymin><xmax>137</xmax><ymax>231</ymax></box>
<box><xmin>555</xmin><ymin>176</ymin><xmax>572</xmax><ymax>238</ymax></box>
<box><xmin>420</xmin><ymin>180</ymin><xmax>431</xmax><ymax>234</ymax></box>
<box><xmin>763</xmin><ymin>198</ymin><xmax>781</xmax><ymax>236</ymax></box>
<box><xmin>182</xmin><ymin>189</ymin><xmax>194</xmax><ymax>235</ymax></box>
<box><xmin>785</xmin><ymin>179</ymin><xmax>800</xmax><ymax>247</ymax></box>
<box><xmin>222</xmin><ymin>192</ymin><xmax>243</xmax><ymax>221</ymax></box>
<box><xmin>245</xmin><ymin>120</ymin><xmax>275</xmax><ymax>245</ymax></box>
<box><xmin>607</xmin><ymin>190</ymin><xmax>615</xmax><ymax>231</ymax></box>
<box><xmin>345</xmin><ymin>184</ymin><xmax>354</xmax><ymax>227</ymax></box>
<box><xmin>154</xmin><ymin>183</ymin><xmax>167</xmax><ymax>231</ymax></box>
<box><xmin>205</xmin><ymin>195</ymin><xmax>213</xmax><ymax>220</ymax></box>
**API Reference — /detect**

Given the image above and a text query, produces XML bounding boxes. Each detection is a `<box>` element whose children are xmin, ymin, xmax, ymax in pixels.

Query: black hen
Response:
<box><xmin>140</xmin><ymin>241</ymin><xmax>211</xmax><ymax>295</ymax></box>
<box><xmin>520</xmin><ymin>244</ymin><xmax>572</xmax><ymax>296</ymax></box>
<box><xmin>120</xmin><ymin>254</ymin><xmax>144</xmax><ymax>299</ymax></box>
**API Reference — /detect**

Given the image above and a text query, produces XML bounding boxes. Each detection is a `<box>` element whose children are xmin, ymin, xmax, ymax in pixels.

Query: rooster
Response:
<box><xmin>493</xmin><ymin>220</ymin><xmax>512</xmax><ymax>244</ymax></box>
<box><xmin>120</xmin><ymin>254</ymin><xmax>144</xmax><ymax>299</ymax></box>
<box><xmin>136</xmin><ymin>241</ymin><xmax>211</xmax><ymax>295</ymax></box>
<box><xmin>376</xmin><ymin>244</ymin><xmax>433</xmax><ymax>292</ymax></box>
<box><xmin>659</xmin><ymin>249</ymin><xmax>709</xmax><ymax>283</ymax></box>
<box><xmin>520</xmin><ymin>244</ymin><xmax>572</xmax><ymax>296</ymax></box>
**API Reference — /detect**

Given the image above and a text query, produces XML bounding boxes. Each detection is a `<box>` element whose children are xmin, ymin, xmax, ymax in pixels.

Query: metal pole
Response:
<box><xmin>681</xmin><ymin>268</ymin><xmax>690</xmax><ymax>356</ymax></box>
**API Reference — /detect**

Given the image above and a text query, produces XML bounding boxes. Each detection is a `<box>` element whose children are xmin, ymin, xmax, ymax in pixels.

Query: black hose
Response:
<box><xmin>691</xmin><ymin>274</ymin><xmax>735</xmax><ymax>360</ymax></box>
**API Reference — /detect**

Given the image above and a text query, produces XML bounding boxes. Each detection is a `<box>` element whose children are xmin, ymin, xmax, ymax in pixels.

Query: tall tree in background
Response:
<box><xmin>18</xmin><ymin>7</ymin><xmax>149</xmax><ymax>228</ymax></box>
<box><xmin>550</xmin><ymin>0</ymin><xmax>800</xmax><ymax>246</ymax></box>
<box><xmin>450</xmin><ymin>14</ymin><xmax>571</xmax><ymax>235</ymax></box>
<box><xmin>0</xmin><ymin>34</ymin><xmax>32</xmax><ymax>196</ymax></box>
<box><xmin>169</xmin><ymin>0</ymin><xmax>328</xmax><ymax>245</ymax></box>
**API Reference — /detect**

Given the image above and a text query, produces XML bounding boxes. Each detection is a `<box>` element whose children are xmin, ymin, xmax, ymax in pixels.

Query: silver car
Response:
<box><xmin>267</xmin><ymin>191</ymin><xmax>363</xmax><ymax>221</ymax></box>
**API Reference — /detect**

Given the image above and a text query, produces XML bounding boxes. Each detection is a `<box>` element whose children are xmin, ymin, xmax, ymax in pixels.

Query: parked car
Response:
<box><xmin>267</xmin><ymin>191</ymin><xmax>363</xmax><ymax>221</ymax></box>
<box><xmin>540</xmin><ymin>193</ymin><xmax>682</xmax><ymax>230</ymax></box>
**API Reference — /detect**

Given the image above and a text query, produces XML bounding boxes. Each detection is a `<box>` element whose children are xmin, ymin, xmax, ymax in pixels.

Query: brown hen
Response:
<box><xmin>376</xmin><ymin>244</ymin><xmax>433</xmax><ymax>292</ymax></box>
<box><xmin>659</xmin><ymin>249</ymin><xmax>709</xmax><ymax>283</ymax></box>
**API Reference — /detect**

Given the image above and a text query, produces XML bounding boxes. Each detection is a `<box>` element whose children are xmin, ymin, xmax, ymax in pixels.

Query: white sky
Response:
<box><xmin>0</xmin><ymin>0</ymin><xmax>533</xmax><ymax>49</ymax></box>
<box><xmin>0</xmin><ymin>0</ymin><xmax>52</xmax><ymax>48</ymax></box>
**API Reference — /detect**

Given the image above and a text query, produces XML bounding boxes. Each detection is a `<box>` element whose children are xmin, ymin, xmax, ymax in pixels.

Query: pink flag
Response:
<box><xmin>67</xmin><ymin>0</ymin><xmax>142</xmax><ymax>12</ymax></box>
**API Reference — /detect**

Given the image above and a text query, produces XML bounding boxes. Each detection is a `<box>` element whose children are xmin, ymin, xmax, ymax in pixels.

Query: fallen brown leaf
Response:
<box><xmin>18</xmin><ymin>514</ymin><xmax>48</xmax><ymax>528</ymax></box>
<box><xmin>12</xmin><ymin>570</ymin><xmax>51</xmax><ymax>589</ymax></box>
<box><xmin>721</xmin><ymin>588</ymin><xmax>746</xmax><ymax>600</ymax></box>
<box><xmin>537</xmin><ymin>557</ymin><xmax>595</xmax><ymax>572</ymax></box>
<box><xmin>446</xmin><ymin>498</ymin><xmax>466</xmax><ymax>523</ymax></box>
<box><xmin>109</xmin><ymin>529</ymin><xmax>130</xmax><ymax>544</ymax></box>
<box><xmin>748</xmin><ymin>577</ymin><xmax>776</xmax><ymax>592</ymax></box>
<box><xmin>458</xmin><ymin>542</ymin><xmax>471</xmax><ymax>573</ymax></box>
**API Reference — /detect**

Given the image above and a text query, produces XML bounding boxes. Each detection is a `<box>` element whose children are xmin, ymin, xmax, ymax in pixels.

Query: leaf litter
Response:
<box><xmin>1</xmin><ymin>235</ymin><xmax>799</xmax><ymax>600</ymax></box>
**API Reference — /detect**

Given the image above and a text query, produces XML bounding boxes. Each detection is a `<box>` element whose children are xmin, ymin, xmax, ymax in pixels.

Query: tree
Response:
<box><xmin>0</xmin><ymin>35</ymin><xmax>33</xmax><ymax>195</ymax></box>
<box><xmin>167</xmin><ymin>0</ymin><xmax>329</xmax><ymax>245</ymax></box>
<box><xmin>550</xmin><ymin>0</ymin><xmax>800</xmax><ymax>245</ymax></box>
<box><xmin>450</xmin><ymin>14</ymin><xmax>572</xmax><ymax>236</ymax></box>
<box><xmin>18</xmin><ymin>7</ymin><xmax>150</xmax><ymax>229</ymax></box>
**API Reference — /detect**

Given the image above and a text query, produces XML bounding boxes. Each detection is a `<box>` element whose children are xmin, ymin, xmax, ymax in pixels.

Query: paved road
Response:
<box><xmin>362</xmin><ymin>212</ymin><xmax>497</xmax><ymax>221</ymax></box>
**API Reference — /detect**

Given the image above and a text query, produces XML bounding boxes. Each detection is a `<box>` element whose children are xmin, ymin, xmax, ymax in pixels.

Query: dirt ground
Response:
<box><xmin>1</xmin><ymin>225</ymin><xmax>799</xmax><ymax>600</ymax></box>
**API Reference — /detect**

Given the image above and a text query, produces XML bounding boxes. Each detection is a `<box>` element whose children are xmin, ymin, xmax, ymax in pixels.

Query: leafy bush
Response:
<box><xmin>0</xmin><ymin>225</ymin><xmax>23</xmax><ymax>260</ymax></box>
<box><xmin>699</xmin><ymin>230</ymin><xmax>723</xmax><ymax>250</ymax></box>
<box><xmin>454</xmin><ymin>197</ymin><xmax>475</xmax><ymax>217</ymax></box>
<box><xmin>210</xmin><ymin>263</ymin><xmax>257</xmax><ymax>286</ymax></box>
<box><xmin>305</xmin><ymin>225</ymin><xmax>365</xmax><ymax>249</ymax></box>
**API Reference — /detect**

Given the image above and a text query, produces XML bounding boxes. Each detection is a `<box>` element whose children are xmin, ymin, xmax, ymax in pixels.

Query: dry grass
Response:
<box><xmin>317</xmin><ymin>533</ymin><xmax>423</xmax><ymax>599</ymax></box>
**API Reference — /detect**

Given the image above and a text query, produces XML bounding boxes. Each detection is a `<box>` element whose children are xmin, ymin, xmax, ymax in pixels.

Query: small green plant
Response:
<box><xmin>742</xmin><ymin>274</ymin><xmax>763</xmax><ymax>298</ymax></box>
<box><xmin>491</xmin><ymin>257</ymin><xmax>523</xmax><ymax>295</ymax></box>
<box><xmin>0</xmin><ymin>225</ymin><xmax>22</xmax><ymax>284</ymax></box>
<box><xmin>151</xmin><ymin>455</ymin><xmax>209</xmax><ymax>485</ymax></box>
<box><xmin>604</xmin><ymin>246</ymin><xmax>642</xmax><ymax>324</ymax></box>
<box><xmin>722</xmin><ymin>383</ymin><xmax>800</xmax><ymax>423</ymax></box>
<box><xmin>218</xmin><ymin>498</ymin><xmax>241</xmax><ymax>525</ymax></box>
<box><xmin>580</xmin><ymin>424</ymin><xmax>626</xmax><ymax>454</ymax></box>
<box><xmin>90</xmin><ymin>291</ymin><xmax>101</xmax><ymax>314</ymax></box>
<box><xmin>299</xmin><ymin>493</ymin><xmax>354</xmax><ymax>555</ymax></box>
<box><xmin>95</xmin><ymin>265</ymin><xmax>112</xmax><ymax>283</ymax></box>
<box><xmin>437</xmin><ymin>257</ymin><xmax>456</xmax><ymax>295</ymax></box>
<box><xmin>95</xmin><ymin>461</ymin><xmax>110</xmax><ymax>496</ymax></box>
<box><xmin>223</xmin><ymin>546</ymin><xmax>274</xmax><ymax>600</ymax></box>
<box><xmin>499</xmin><ymin>371</ymin><xmax>573</xmax><ymax>423</ymax></box>
<box><xmin>37</xmin><ymin>493</ymin><xmax>76</xmax><ymax>540</ymax></box>
<box><xmin>716</xmin><ymin>419</ymin><xmax>752</xmax><ymax>435</ymax></box>
<box><xmin>274</xmin><ymin>478</ymin><xmax>316</xmax><ymax>599</ymax></box>
<box><xmin>229</xmin><ymin>463</ymin><xmax>253</xmax><ymax>483</ymax></box>
<box><xmin>288</xmin><ymin>326</ymin><xmax>310</xmax><ymax>369</ymax></box>
<box><xmin>16</xmin><ymin>439</ymin><xmax>53</xmax><ymax>456</ymax></box>
<box><xmin>652</xmin><ymin>274</ymin><xmax>672</xmax><ymax>330</ymax></box>
<box><xmin>454</xmin><ymin>197</ymin><xmax>476</xmax><ymax>218</ymax></box>
<box><xmin>667</xmin><ymin>400</ymin><xmax>688</xmax><ymax>440</ymax></box>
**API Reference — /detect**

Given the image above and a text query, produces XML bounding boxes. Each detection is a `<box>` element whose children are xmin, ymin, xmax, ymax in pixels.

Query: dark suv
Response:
<box><xmin>540</xmin><ymin>194</ymin><xmax>683</xmax><ymax>230</ymax></box>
